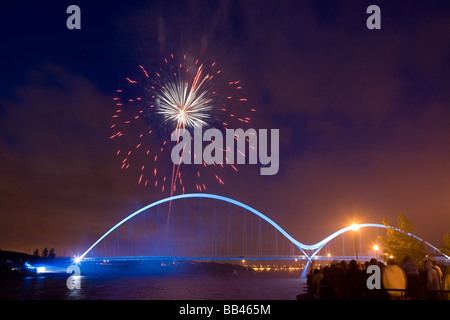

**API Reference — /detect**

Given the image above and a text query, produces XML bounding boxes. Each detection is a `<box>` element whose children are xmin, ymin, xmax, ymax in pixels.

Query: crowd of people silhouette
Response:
<box><xmin>302</xmin><ymin>255</ymin><xmax>450</xmax><ymax>300</ymax></box>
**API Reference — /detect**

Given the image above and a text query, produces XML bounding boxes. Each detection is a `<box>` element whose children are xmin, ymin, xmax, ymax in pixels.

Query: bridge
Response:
<box><xmin>74</xmin><ymin>193</ymin><xmax>450</xmax><ymax>277</ymax></box>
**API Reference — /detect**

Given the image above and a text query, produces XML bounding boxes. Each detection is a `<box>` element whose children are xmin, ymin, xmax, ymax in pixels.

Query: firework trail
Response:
<box><xmin>110</xmin><ymin>53</ymin><xmax>255</xmax><ymax>203</ymax></box>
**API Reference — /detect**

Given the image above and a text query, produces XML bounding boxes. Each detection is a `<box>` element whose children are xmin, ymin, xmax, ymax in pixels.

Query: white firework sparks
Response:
<box><xmin>156</xmin><ymin>64</ymin><xmax>214</xmax><ymax>129</ymax></box>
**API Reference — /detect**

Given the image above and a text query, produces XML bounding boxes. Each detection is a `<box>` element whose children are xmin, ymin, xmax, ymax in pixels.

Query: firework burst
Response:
<box><xmin>156</xmin><ymin>63</ymin><xmax>213</xmax><ymax>129</ymax></box>
<box><xmin>110</xmin><ymin>53</ymin><xmax>255</xmax><ymax>196</ymax></box>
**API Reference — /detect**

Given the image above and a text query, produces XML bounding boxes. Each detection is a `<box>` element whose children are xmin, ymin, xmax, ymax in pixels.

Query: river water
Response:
<box><xmin>0</xmin><ymin>273</ymin><xmax>306</xmax><ymax>300</ymax></box>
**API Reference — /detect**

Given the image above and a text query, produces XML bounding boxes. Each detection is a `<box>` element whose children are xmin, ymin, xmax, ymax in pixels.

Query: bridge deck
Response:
<box><xmin>82</xmin><ymin>255</ymin><xmax>391</xmax><ymax>262</ymax></box>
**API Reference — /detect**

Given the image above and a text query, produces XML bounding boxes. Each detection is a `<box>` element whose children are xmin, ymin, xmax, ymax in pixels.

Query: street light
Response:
<box><xmin>351</xmin><ymin>224</ymin><xmax>359</xmax><ymax>261</ymax></box>
<box><xmin>373</xmin><ymin>245</ymin><xmax>379</xmax><ymax>259</ymax></box>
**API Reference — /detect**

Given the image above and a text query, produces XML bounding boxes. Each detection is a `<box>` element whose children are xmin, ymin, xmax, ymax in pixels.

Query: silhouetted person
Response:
<box><xmin>346</xmin><ymin>260</ymin><xmax>364</xmax><ymax>299</ymax></box>
<box><xmin>365</xmin><ymin>258</ymin><xmax>387</xmax><ymax>300</ymax></box>
<box><xmin>312</xmin><ymin>269</ymin><xmax>323</xmax><ymax>298</ymax></box>
<box><xmin>382</xmin><ymin>259</ymin><xmax>407</xmax><ymax>300</ymax></box>
<box><xmin>442</xmin><ymin>265</ymin><xmax>450</xmax><ymax>300</ymax></box>
<box><xmin>320</xmin><ymin>265</ymin><xmax>334</xmax><ymax>299</ymax></box>
<box><xmin>401</xmin><ymin>255</ymin><xmax>419</xmax><ymax>299</ymax></box>
<box><xmin>328</xmin><ymin>263</ymin><xmax>347</xmax><ymax>299</ymax></box>
<box><xmin>432</xmin><ymin>260</ymin><xmax>443</xmax><ymax>289</ymax></box>
<box><xmin>424</xmin><ymin>260</ymin><xmax>440</xmax><ymax>300</ymax></box>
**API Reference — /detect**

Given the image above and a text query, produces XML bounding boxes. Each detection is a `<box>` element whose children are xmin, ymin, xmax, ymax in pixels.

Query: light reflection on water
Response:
<box><xmin>0</xmin><ymin>274</ymin><xmax>305</xmax><ymax>300</ymax></box>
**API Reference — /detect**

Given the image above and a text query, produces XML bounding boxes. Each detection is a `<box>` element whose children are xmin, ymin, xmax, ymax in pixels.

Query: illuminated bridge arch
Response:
<box><xmin>305</xmin><ymin>223</ymin><xmax>448</xmax><ymax>259</ymax></box>
<box><xmin>76</xmin><ymin>193</ymin><xmax>309</xmax><ymax>262</ymax></box>
<box><xmin>76</xmin><ymin>193</ymin><xmax>449</xmax><ymax>264</ymax></box>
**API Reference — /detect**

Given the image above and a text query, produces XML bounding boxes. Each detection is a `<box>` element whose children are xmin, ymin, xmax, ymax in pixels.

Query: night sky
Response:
<box><xmin>1</xmin><ymin>0</ymin><xmax>449</xmax><ymax>257</ymax></box>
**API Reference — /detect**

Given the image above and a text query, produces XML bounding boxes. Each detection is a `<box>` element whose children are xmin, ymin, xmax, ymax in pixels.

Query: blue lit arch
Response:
<box><xmin>306</xmin><ymin>223</ymin><xmax>447</xmax><ymax>259</ymax></box>
<box><xmin>76</xmin><ymin>193</ymin><xmax>309</xmax><ymax>261</ymax></box>
<box><xmin>75</xmin><ymin>193</ymin><xmax>449</xmax><ymax>264</ymax></box>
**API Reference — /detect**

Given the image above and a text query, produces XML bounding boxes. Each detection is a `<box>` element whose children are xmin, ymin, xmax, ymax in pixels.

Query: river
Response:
<box><xmin>0</xmin><ymin>273</ymin><xmax>306</xmax><ymax>300</ymax></box>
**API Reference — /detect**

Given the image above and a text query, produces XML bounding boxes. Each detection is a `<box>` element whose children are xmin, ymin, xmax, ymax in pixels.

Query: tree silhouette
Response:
<box><xmin>379</xmin><ymin>212</ymin><xmax>425</xmax><ymax>263</ymax></box>
<box><xmin>48</xmin><ymin>248</ymin><xmax>56</xmax><ymax>259</ymax></box>
<box><xmin>41</xmin><ymin>248</ymin><xmax>48</xmax><ymax>259</ymax></box>
<box><xmin>442</xmin><ymin>233</ymin><xmax>450</xmax><ymax>256</ymax></box>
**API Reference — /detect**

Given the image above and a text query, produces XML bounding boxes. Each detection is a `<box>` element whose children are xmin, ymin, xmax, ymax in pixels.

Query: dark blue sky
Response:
<box><xmin>1</xmin><ymin>0</ymin><xmax>450</xmax><ymax>255</ymax></box>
